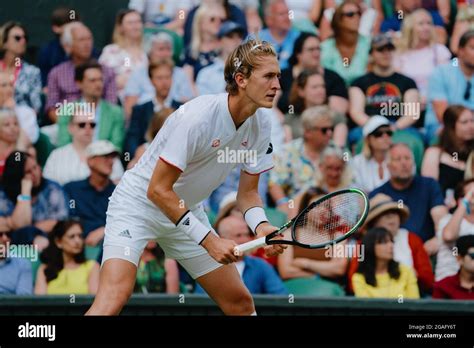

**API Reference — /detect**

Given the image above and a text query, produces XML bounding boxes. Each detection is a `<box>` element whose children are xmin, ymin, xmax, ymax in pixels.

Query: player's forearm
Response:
<box><xmin>147</xmin><ymin>187</ymin><xmax>189</xmax><ymax>224</ymax></box>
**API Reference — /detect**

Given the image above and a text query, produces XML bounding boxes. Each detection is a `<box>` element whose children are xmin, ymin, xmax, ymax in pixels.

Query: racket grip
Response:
<box><xmin>233</xmin><ymin>236</ymin><xmax>267</xmax><ymax>256</ymax></box>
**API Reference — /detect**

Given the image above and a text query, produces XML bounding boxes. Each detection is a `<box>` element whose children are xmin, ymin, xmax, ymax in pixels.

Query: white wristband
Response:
<box><xmin>244</xmin><ymin>206</ymin><xmax>268</xmax><ymax>235</ymax></box>
<box><xmin>176</xmin><ymin>210</ymin><xmax>211</xmax><ymax>245</ymax></box>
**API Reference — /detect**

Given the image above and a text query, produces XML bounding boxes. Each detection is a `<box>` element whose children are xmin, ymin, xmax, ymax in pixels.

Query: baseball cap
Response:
<box><xmin>86</xmin><ymin>140</ymin><xmax>119</xmax><ymax>158</ymax></box>
<box><xmin>370</xmin><ymin>33</ymin><xmax>395</xmax><ymax>52</ymax></box>
<box><xmin>363</xmin><ymin>115</ymin><xmax>390</xmax><ymax>137</ymax></box>
<box><xmin>218</xmin><ymin>21</ymin><xmax>245</xmax><ymax>39</ymax></box>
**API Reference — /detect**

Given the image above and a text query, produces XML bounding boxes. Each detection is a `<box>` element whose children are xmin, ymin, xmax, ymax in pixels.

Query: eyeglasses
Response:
<box><xmin>464</xmin><ymin>81</ymin><xmax>472</xmax><ymax>101</ymax></box>
<box><xmin>13</xmin><ymin>34</ymin><xmax>26</xmax><ymax>42</ymax></box>
<box><xmin>468</xmin><ymin>252</ymin><xmax>474</xmax><ymax>259</ymax></box>
<box><xmin>313</xmin><ymin>126</ymin><xmax>334</xmax><ymax>134</ymax></box>
<box><xmin>371</xmin><ymin>129</ymin><xmax>393</xmax><ymax>138</ymax></box>
<box><xmin>304</xmin><ymin>46</ymin><xmax>321</xmax><ymax>52</ymax></box>
<box><xmin>0</xmin><ymin>231</ymin><xmax>11</xmax><ymax>238</ymax></box>
<box><xmin>75</xmin><ymin>122</ymin><xmax>96</xmax><ymax>129</ymax></box>
<box><xmin>210</xmin><ymin>17</ymin><xmax>226</xmax><ymax>23</ymax></box>
<box><xmin>375</xmin><ymin>45</ymin><xmax>395</xmax><ymax>52</ymax></box>
<box><xmin>342</xmin><ymin>11</ymin><xmax>361</xmax><ymax>18</ymax></box>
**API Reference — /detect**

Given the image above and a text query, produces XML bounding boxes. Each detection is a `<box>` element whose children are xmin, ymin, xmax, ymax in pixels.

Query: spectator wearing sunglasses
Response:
<box><xmin>43</xmin><ymin>113</ymin><xmax>124</xmax><ymax>186</ymax></box>
<box><xmin>320</xmin><ymin>0</ymin><xmax>371</xmax><ymax>86</ymax></box>
<box><xmin>269</xmin><ymin>106</ymin><xmax>335</xmax><ymax>216</ymax></box>
<box><xmin>426</xmin><ymin>30</ymin><xmax>474</xmax><ymax>142</ymax></box>
<box><xmin>56</xmin><ymin>61</ymin><xmax>125</xmax><ymax>150</ymax></box>
<box><xmin>435</xmin><ymin>180</ymin><xmax>474</xmax><ymax>283</ymax></box>
<box><xmin>258</xmin><ymin>0</ymin><xmax>301</xmax><ymax>70</ymax></box>
<box><xmin>0</xmin><ymin>22</ymin><xmax>42</xmax><ymax>114</ymax></box>
<box><xmin>433</xmin><ymin>235</ymin><xmax>474</xmax><ymax>299</ymax></box>
<box><xmin>422</xmin><ymin>106</ymin><xmax>474</xmax><ymax>208</ymax></box>
<box><xmin>353</xmin><ymin>116</ymin><xmax>392</xmax><ymax>193</ymax></box>
<box><xmin>349</xmin><ymin>33</ymin><xmax>420</xmax><ymax>146</ymax></box>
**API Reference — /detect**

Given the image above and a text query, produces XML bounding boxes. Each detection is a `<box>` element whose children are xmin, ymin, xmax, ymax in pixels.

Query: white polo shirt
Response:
<box><xmin>120</xmin><ymin>93</ymin><xmax>274</xmax><ymax>210</ymax></box>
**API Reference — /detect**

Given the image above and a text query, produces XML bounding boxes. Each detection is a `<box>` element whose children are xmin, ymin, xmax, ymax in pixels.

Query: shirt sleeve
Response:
<box><xmin>428</xmin><ymin>178</ymin><xmax>445</xmax><ymax>209</ymax></box>
<box><xmin>325</xmin><ymin>70</ymin><xmax>348</xmax><ymax>99</ymax></box>
<box><xmin>259</xmin><ymin>260</ymin><xmax>288</xmax><ymax>295</ymax></box>
<box><xmin>159</xmin><ymin>109</ymin><xmax>205</xmax><ymax>172</ymax></box>
<box><xmin>241</xmin><ymin>113</ymin><xmax>274</xmax><ymax>175</ymax></box>
<box><xmin>427</xmin><ymin>66</ymin><xmax>448</xmax><ymax>102</ymax></box>
<box><xmin>45</xmin><ymin>68</ymin><xmax>61</xmax><ymax>111</ymax></box>
<box><xmin>46</xmin><ymin>183</ymin><xmax>69</xmax><ymax>220</ymax></box>
<box><xmin>103</xmin><ymin>66</ymin><xmax>118</xmax><ymax>104</ymax></box>
<box><xmin>404</xmin><ymin>266</ymin><xmax>421</xmax><ymax>299</ymax></box>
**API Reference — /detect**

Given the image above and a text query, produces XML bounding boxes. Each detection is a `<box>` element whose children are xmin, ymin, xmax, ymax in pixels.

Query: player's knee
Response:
<box><xmin>222</xmin><ymin>290</ymin><xmax>255</xmax><ymax>315</ymax></box>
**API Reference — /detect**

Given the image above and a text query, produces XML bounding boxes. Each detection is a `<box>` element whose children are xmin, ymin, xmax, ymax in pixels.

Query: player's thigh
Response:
<box><xmin>98</xmin><ymin>258</ymin><xmax>137</xmax><ymax>295</ymax></box>
<box><xmin>195</xmin><ymin>264</ymin><xmax>254</xmax><ymax>314</ymax></box>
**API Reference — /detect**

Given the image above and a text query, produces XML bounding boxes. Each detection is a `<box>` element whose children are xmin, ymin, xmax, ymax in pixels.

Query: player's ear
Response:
<box><xmin>235</xmin><ymin>72</ymin><xmax>248</xmax><ymax>89</ymax></box>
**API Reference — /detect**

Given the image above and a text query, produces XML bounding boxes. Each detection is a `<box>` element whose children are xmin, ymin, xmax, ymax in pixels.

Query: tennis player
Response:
<box><xmin>86</xmin><ymin>39</ymin><xmax>285</xmax><ymax>316</ymax></box>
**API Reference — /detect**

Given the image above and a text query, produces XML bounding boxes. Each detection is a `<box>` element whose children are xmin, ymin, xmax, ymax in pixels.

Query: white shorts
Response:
<box><xmin>101</xmin><ymin>184</ymin><xmax>222</xmax><ymax>279</ymax></box>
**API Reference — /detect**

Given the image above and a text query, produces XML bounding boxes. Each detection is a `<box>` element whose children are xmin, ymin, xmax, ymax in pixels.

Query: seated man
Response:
<box><xmin>433</xmin><ymin>235</ymin><xmax>474</xmax><ymax>299</ymax></box>
<box><xmin>45</xmin><ymin>22</ymin><xmax>117</xmax><ymax>123</ymax></box>
<box><xmin>125</xmin><ymin>59</ymin><xmax>182</xmax><ymax>157</ymax></box>
<box><xmin>56</xmin><ymin>60</ymin><xmax>125</xmax><ymax>150</ymax></box>
<box><xmin>44</xmin><ymin>113</ymin><xmax>124</xmax><ymax>186</ymax></box>
<box><xmin>0</xmin><ymin>229</ymin><xmax>33</xmax><ymax>295</ymax></box>
<box><xmin>370</xmin><ymin>143</ymin><xmax>448</xmax><ymax>255</ymax></box>
<box><xmin>194</xmin><ymin>215</ymin><xmax>288</xmax><ymax>295</ymax></box>
<box><xmin>64</xmin><ymin>141</ymin><xmax>118</xmax><ymax>247</ymax></box>
<box><xmin>0</xmin><ymin>151</ymin><xmax>68</xmax><ymax>249</ymax></box>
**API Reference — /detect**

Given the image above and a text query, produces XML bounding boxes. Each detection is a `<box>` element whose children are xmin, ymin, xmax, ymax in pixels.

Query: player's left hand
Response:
<box><xmin>255</xmin><ymin>222</ymin><xmax>287</xmax><ymax>257</ymax></box>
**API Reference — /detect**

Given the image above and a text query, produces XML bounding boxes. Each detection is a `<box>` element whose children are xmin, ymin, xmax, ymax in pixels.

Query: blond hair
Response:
<box><xmin>397</xmin><ymin>9</ymin><xmax>436</xmax><ymax>53</ymax></box>
<box><xmin>301</xmin><ymin>105</ymin><xmax>334</xmax><ymax>130</ymax></box>
<box><xmin>112</xmin><ymin>9</ymin><xmax>142</xmax><ymax>48</ymax></box>
<box><xmin>224</xmin><ymin>39</ymin><xmax>278</xmax><ymax>95</ymax></box>
<box><xmin>317</xmin><ymin>145</ymin><xmax>353</xmax><ymax>188</ymax></box>
<box><xmin>190</xmin><ymin>3</ymin><xmax>225</xmax><ymax>60</ymax></box>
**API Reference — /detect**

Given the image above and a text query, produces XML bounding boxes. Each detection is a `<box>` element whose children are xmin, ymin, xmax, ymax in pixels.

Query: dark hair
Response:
<box><xmin>75</xmin><ymin>60</ymin><xmax>102</xmax><ymax>82</ymax></box>
<box><xmin>439</xmin><ymin>105</ymin><xmax>474</xmax><ymax>162</ymax></box>
<box><xmin>459</xmin><ymin>29</ymin><xmax>474</xmax><ymax>49</ymax></box>
<box><xmin>148</xmin><ymin>58</ymin><xmax>174</xmax><ymax>79</ymax></box>
<box><xmin>288</xmin><ymin>32</ymin><xmax>320</xmax><ymax>67</ymax></box>
<box><xmin>457</xmin><ymin>235</ymin><xmax>474</xmax><ymax>257</ymax></box>
<box><xmin>2</xmin><ymin>151</ymin><xmax>30</xmax><ymax>202</ymax></box>
<box><xmin>298</xmin><ymin>187</ymin><xmax>328</xmax><ymax>215</ymax></box>
<box><xmin>40</xmin><ymin>220</ymin><xmax>86</xmax><ymax>283</ymax></box>
<box><xmin>356</xmin><ymin>227</ymin><xmax>400</xmax><ymax>287</ymax></box>
<box><xmin>331</xmin><ymin>0</ymin><xmax>361</xmax><ymax>38</ymax></box>
<box><xmin>454</xmin><ymin>178</ymin><xmax>474</xmax><ymax>201</ymax></box>
<box><xmin>51</xmin><ymin>7</ymin><xmax>80</xmax><ymax>27</ymax></box>
<box><xmin>289</xmin><ymin>69</ymin><xmax>326</xmax><ymax>114</ymax></box>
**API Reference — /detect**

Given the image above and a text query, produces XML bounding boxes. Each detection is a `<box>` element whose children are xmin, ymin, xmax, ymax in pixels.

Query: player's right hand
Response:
<box><xmin>200</xmin><ymin>232</ymin><xmax>238</xmax><ymax>264</ymax></box>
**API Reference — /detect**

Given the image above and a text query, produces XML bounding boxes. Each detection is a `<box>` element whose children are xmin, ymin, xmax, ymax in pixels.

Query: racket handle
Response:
<box><xmin>233</xmin><ymin>236</ymin><xmax>267</xmax><ymax>256</ymax></box>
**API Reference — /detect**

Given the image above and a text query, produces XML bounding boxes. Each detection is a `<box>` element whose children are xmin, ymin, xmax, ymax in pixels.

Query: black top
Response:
<box><xmin>438</xmin><ymin>162</ymin><xmax>465</xmax><ymax>198</ymax></box>
<box><xmin>277</xmin><ymin>67</ymin><xmax>348</xmax><ymax>114</ymax></box>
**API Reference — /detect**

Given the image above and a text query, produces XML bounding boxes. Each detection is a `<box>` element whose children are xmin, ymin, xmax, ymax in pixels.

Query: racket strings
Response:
<box><xmin>293</xmin><ymin>193</ymin><xmax>365</xmax><ymax>246</ymax></box>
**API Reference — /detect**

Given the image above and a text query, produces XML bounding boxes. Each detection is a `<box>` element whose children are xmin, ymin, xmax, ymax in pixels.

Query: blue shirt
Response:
<box><xmin>0</xmin><ymin>257</ymin><xmax>33</xmax><ymax>295</ymax></box>
<box><xmin>123</xmin><ymin>66</ymin><xmax>194</xmax><ymax>105</ymax></box>
<box><xmin>194</xmin><ymin>256</ymin><xmax>287</xmax><ymax>295</ymax></box>
<box><xmin>0</xmin><ymin>179</ymin><xmax>68</xmax><ymax>223</ymax></box>
<box><xmin>381</xmin><ymin>10</ymin><xmax>444</xmax><ymax>33</ymax></box>
<box><xmin>425</xmin><ymin>62</ymin><xmax>474</xmax><ymax>129</ymax></box>
<box><xmin>369</xmin><ymin>176</ymin><xmax>445</xmax><ymax>241</ymax></box>
<box><xmin>64</xmin><ymin>178</ymin><xmax>115</xmax><ymax>237</ymax></box>
<box><xmin>257</xmin><ymin>28</ymin><xmax>301</xmax><ymax>70</ymax></box>
<box><xmin>196</xmin><ymin>58</ymin><xmax>225</xmax><ymax>96</ymax></box>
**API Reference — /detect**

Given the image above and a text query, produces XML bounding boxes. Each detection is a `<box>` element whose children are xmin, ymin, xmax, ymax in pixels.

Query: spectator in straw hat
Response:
<box><xmin>348</xmin><ymin>193</ymin><xmax>434</xmax><ymax>294</ymax></box>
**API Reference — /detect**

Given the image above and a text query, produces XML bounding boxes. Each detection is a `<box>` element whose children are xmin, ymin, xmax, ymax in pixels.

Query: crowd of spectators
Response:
<box><xmin>0</xmin><ymin>0</ymin><xmax>473</xmax><ymax>301</ymax></box>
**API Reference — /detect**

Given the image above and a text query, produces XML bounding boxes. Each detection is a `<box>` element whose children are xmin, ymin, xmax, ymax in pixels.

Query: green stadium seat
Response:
<box><xmin>284</xmin><ymin>277</ymin><xmax>345</xmax><ymax>296</ymax></box>
<box><xmin>264</xmin><ymin>208</ymin><xmax>287</xmax><ymax>227</ymax></box>
<box><xmin>34</xmin><ymin>132</ymin><xmax>55</xmax><ymax>168</ymax></box>
<box><xmin>85</xmin><ymin>246</ymin><xmax>102</xmax><ymax>261</ymax></box>
<box><xmin>31</xmin><ymin>257</ymin><xmax>42</xmax><ymax>285</ymax></box>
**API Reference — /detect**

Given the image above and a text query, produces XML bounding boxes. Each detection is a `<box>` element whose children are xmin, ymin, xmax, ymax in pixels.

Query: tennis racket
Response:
<box><xmin>234</xmin><ymin>188</ymin><xmax>369</xmax><ymax>256</ymax></box>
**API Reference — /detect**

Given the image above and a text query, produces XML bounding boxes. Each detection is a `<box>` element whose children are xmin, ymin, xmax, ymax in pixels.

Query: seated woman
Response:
<box><xmin>287</xmin><ymin>69</ymin><xmax>348</xmax><ymax>147</ymax></box>
<box><xmin>348</xmin><ymin>193</ymin><xmax>434</xmax><ymax>294</ymax></box>
<box><xmin>0</xmin><ymin>108</ymin><xmax>30</xmax><ymax>176</ymax></box>
<box><xmin>352</xmin><ymin>116</ymin><xmax>392</xmax><ymax>193</ymax></box>
<box><xmin>352</xmin><ymin>227</ymin><xmax>420</xmax><ymax>299</ymax></box>
<box><xmin>278</xmin><ymin>187</ymin><xmax>349</xmax><ymax>288</ymax></box>
<box><xmin>135</xmin><ymin>241</ymin><xmax>179</xmax><ymax>294</ymax></box>
<box><xmin>35</xmin><ymin>220</ymin><xmax>100</xmax><ymax>295</ymax></box>
<box><xmin>422</xmin><ymin>105</ymin><xmax>474</xmax><ymax>208</ymax></box>
<box><xmin>315</xmin><ymin>145</ymin><xmax>353</xmax><ymax>193</ymax></box>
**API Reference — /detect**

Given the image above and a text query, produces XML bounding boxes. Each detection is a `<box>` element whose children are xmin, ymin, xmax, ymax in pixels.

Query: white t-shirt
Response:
<box><xmin>435</xmin><ymin>214</ymin><xmax>474</xmax><ymax>281</ymax></box>
<box><xmin>352</xmin><ymin>153</ymin><xmax>390</xmax><ymax>193</ymax></box>
<box><xmin>15</xmin><ymin>105</ymin><xmax>39</xmax><ymax>144</ymax></box>
<box><xmin>122</xmin><ymin>93</ymin><xmax>273</xmax><ymax>210</ymax></box>
<box><xmin>43</xmin><ymin>143</ymin><xmax>124</xmax><ymax>185</ymax></box>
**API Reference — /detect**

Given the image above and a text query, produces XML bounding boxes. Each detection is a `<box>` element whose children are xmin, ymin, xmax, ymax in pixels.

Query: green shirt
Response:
<box><xmin>321</xmin><ymin>35</ymin><xmax>370</xmax><ymax>86</ymax></box>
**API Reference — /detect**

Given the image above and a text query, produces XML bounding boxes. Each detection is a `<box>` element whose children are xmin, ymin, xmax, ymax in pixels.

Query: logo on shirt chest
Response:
<box><xmin>241</xmin><ymin>140</ymin><xmax>248</xmax><ymax>147</ymax></box>
<box><xmin>211</xmin><ymin>139</ymin><xmax>221</xmax><ymax>148</ymax></box>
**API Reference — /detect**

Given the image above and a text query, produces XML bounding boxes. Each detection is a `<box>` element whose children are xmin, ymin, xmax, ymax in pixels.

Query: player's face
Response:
<box><xmin>245</xmin><ymin>56</ymin><xmax>281</xmax><ymax>108</ymax></box>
